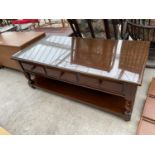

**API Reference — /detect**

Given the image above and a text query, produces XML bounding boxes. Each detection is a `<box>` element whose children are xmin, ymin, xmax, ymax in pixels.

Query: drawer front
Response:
<box><xmin>79</xmin><ymin>74</ymin><xmax>123</xmax><ymax>94</ymax></box>
<box><xmin>46</xmin><ymin>68</ymin><xmax>61</xmax><ymax>78</ymax></box>
<box><xmin>79</xmin><ymin>74</ymin><xmax>99</xmax><ymax>88</ymax></box>
<box><xmin>60</xmin><ymin>72</ymin><xmax>77</xmax><ymax>83</ymax></box>
<box><xmin>22</xmin><ymin>63</ymin><xmax>45</xmax><ymax>74</ymax></box>
<box><xmin>100</xmin><ymin>80</ymin><xmax>123</xmax><ymax>94</ymax></box>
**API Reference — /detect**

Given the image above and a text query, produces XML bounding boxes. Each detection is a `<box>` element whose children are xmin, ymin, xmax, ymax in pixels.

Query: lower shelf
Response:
<box><xmin>33</xmin><ymin>76</ymin><xmax>127</xmax><ymax>120</ymax></box>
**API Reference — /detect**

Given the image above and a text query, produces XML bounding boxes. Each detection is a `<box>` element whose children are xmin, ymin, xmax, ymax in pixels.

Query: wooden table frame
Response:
<box><xmin>16</xmin><ymin>60</ymin><xmax>137</xmax><ymax>121</ymax></box>
<box><xmin>12</xmin><ymin>36</ymin><xmax>149</xmax><ymax>121</ymax></box>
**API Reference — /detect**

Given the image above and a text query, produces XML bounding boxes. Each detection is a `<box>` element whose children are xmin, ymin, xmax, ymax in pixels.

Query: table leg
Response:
<box><xmin>124</xmin><ymin>83</ymin><xmax>137</xmax><ymax>121</ymax></box>
<box><xmin>25</xmin><ymin>72</ymin><xmax>35</xmax><ymax>89</ymax></box>
<box><xmin>18</xmin><ymin>61</ymin><xmax>35</xmax><ymax>88</ymax></box>
<box><xmin>124</xmin><ymin>100</ymin><xmax>132</xmax><ymax>121</ymax></box>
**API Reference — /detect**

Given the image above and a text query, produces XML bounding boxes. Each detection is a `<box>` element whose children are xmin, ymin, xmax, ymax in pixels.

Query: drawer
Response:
<box><xmin>79</xmin><ymin>74</ymin><xmax>99</xmax><ymax>88</ymax></box>
<box><xmin>46</xmin><ymin>68</ymin><xmax>61</xmax><ymax>79</ymax></box>
<box><xmin>21</xmin><ymin>63</ymin><xmax>45</xmax><ymax>74</ymax></box>
<box><xmin>100</xmin><ymin>80</ymin><xmax>123</xmax><ymax>93</ymax></box>
<box><xmin>60</xmin><ymin>72</ymin><xmax>77</xmax><ymax>83</ymax></box>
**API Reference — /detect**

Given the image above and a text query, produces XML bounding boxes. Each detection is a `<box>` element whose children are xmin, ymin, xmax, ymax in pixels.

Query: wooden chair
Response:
<box><xmin>67</xmin><ymin>19</ymin><xmax>122</xmax><ymax>40</ymax></box>
<box><xmin>127</xmin><ymin>20</ymin><xmax>155</xmax><ymax>41</ymax></box>
<box><xmin>126</xmin><ymin>19</ymin><xmax>155</xmax><ymax>68</ymax></box>
<box><xmin>0</xmin><ymin>19</ymin><xmax>17</xmax><ymax>34</ymax></box>
<box><xmin>0</xmin><ymin>19</ymin><xmax>12</xmax><ymax>26</ymax></box>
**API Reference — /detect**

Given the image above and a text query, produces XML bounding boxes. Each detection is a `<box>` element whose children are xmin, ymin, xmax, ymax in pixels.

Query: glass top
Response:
<box><xmin>13</xmin><ymin>35</ymin><xmax>150</xmax><ymax>85</ymax></box>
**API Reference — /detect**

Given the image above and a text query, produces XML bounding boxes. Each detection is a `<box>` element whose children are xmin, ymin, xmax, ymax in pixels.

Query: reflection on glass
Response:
<box><xmin>119</xmin><ymin>41</ymin><xmax>148</xmax><ymax>73</ymax></box>
<box><xmin>71</xmin><ymin>37</ymin><xmax>117</xmax><ymax>72</ymax></box>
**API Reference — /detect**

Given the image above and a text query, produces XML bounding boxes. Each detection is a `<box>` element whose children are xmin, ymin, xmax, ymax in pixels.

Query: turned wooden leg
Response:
<box><xmin>28</xmin><ymin>80</ymin><xmax>36</xmax><ymax>89</ymax></box>
<box><xmin>123</xmin><ymin>83</ymin><xmax>137</xmax><ymax>121</ymax></box>
<box><xmin>25</xmin><ymin>72</ymin><xmax>35</xmax><ymax>89</ymax></box>
<box><xmin>18</xmin><ymin>62</ymin><xmax>36</xmax><ymax>89</ymax></box>
<box><xmin>124</xmin><ymin>100</ymin><xmax>132</xmax><ymax>121</ymax></box>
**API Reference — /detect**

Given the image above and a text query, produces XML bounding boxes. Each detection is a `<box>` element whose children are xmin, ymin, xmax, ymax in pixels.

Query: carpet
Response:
<box><xmin>0</xmin><ymin>68</ymin><xmax>153</xmax><ymax>134</ymax></box>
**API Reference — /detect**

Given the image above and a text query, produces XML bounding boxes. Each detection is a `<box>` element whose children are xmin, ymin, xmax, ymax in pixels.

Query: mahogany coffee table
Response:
<box><xmin>0</xmin><ymin>32</ymin><xmax>45</xmax><ymax>70</ymax></box>
<box><xmin>12</xmin><ymin>35</ymin><xmax>150</xmax><ymax>120</ymax></box>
